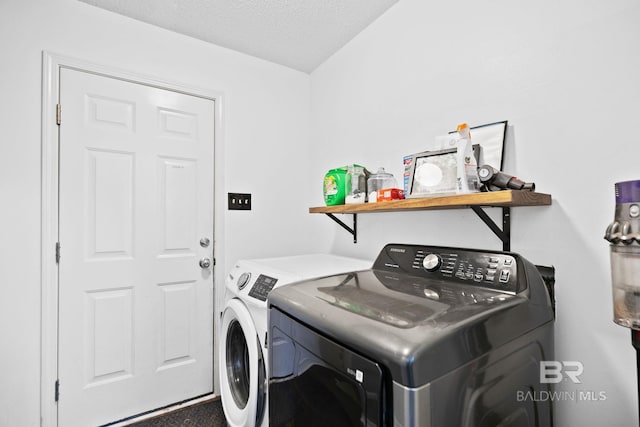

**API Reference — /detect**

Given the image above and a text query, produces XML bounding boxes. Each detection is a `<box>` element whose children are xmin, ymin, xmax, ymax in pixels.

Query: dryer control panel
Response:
<box><xmin>373</xmin><ymin>244</ymin><xmax>520</xmax><ymax>294</ymax></box>
<box><xmin>248</xmin><ymin>274</ymin><xmax>279</xmax><ymax>301</ymax></box>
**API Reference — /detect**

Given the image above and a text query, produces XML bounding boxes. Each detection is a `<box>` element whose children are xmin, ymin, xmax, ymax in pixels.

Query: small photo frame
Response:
<box><xmin>407</xmin><ymin>148</ymin><xmax>458</xmax><ymax>197</ymax></box>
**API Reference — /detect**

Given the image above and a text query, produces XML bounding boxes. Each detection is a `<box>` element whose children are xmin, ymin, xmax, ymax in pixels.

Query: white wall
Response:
<box><xmin>310</xmin><ymin>0</ymin><xmax>640</xmax><ymax>425</ymax></box>
<box><xmin>0</xmin><ymin>0</ymin><xmax>322</xmax><ymax>425</ymax></box>
<box><xmin>4</xmin><ymin>0</ymin><xmax>639</xmax><ymax>424</ymax></box>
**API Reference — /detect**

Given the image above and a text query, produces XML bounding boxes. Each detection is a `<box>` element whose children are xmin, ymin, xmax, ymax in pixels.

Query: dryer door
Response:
<box><xmin>269</xmin><ymin>307</ymin><xmax>385</xmax><ymax>427</ymax></box>
<box><xmin>220</xmin><ymin>298</ymin><xmax>266</xmax><ymax>427</ymax></box>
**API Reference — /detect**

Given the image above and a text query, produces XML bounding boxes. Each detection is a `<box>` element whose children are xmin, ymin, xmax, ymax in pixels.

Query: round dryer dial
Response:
<box><xmin>422</xmin><ymin>254</ymin><xmax>442</xmax><ymax>272</ymax></box>
<box><xmin>237</xmin><ymin>272</ymin><xmax>251</xmax><ymax>290</ymax></box>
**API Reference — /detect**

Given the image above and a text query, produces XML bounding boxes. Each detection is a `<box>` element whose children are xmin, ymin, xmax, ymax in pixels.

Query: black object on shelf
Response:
<box><xmin>478</xmin><ymin>164</ymin><xmax>535</xmax><ymax>192</ymax></box>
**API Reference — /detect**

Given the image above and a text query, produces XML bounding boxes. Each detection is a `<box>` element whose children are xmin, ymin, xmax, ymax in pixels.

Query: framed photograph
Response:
<box><xmin>464</xmin><ymin>120</ymin><xmax>508</xmax><ymax>171</ymax></box>
<box><xmin>407</xmin><ymin>148</ymin><xmax>459</xmax><ymax>197</ymax></box>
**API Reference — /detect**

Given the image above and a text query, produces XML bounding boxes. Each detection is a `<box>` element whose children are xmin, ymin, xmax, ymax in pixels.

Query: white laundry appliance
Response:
<box><xmin>219</xmin><ymin>253</ymin><xmax>371</xmax><ymax>427</ymax></box>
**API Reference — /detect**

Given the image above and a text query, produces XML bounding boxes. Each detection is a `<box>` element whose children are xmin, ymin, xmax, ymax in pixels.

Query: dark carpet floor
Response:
<box><xmin>127</xmin><ymin>398</ymin><xmax>228</xmax><ymax>427</ymax></box>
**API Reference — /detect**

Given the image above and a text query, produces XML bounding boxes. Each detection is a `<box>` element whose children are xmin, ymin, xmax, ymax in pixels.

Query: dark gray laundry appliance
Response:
<box><xmin>268</xmin><ymin>244</ymin><xmax>555</xmax><ymax>427</ymax></box>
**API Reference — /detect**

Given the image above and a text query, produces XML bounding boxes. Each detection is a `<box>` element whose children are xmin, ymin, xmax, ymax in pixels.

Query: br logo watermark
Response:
<box><xmin>516</xmin><ymin>361</ymin><xmax>607</xmax><ymax>402</ymax></box>
<box><xmin>540</xmin><ymin>361</ymin><xmax>583</xmax><ymax>384</ymax></box>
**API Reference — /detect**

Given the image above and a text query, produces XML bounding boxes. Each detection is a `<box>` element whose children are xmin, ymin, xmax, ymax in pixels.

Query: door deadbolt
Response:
<box><xmin>200</xmin><ymin>237</ymin><xmax>211</xmax><ymax>248</ymax></box>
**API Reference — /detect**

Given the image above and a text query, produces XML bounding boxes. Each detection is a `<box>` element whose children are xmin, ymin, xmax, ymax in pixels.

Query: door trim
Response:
<box><xmin>40</xmin><ymin>51</ymin><xmax>226</xmax><ymax>427</ymax></box>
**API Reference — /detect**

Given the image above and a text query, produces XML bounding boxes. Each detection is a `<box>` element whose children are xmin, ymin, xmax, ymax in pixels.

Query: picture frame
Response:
<box><xmin>406</xmin><ymin>147</ymin><xmax>459</xmax><ymax>198</ymax></box>
<box><xmin>464</xmin><ymin>120</ymin><xmax>508</xmax><ymax>171</ymax></box>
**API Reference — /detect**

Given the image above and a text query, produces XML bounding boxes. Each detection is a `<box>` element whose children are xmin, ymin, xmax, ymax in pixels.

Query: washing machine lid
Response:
<box><xmin>240</xmin><ymin>253</ymin><xmax>371</xmax><ymax>281</ymax></box>
<box><xmin>268</xmin><ymin>244</ymin><xmax>555</xmax><ymax>388</ymax></box>
<box><xmin>228</xmin><ymin>254</ymin><xmax>372</xmax><ymax>302</ymax></box>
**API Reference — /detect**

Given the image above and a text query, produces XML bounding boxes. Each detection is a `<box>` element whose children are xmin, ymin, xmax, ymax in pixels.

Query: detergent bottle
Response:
<box><xmin>323</xmin><ymin>167</ymin><xmax>348</xmax><ymax>206</ymax></box>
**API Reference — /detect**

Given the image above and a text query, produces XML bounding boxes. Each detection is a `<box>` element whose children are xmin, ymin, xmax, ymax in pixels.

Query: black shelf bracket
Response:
<box><xmin>323</xmin><ymin>206</ymin><xmax>512</xmax><ymax>250</ymax></box>
<box><xmin>471</xmin><ymin>206</ymin><xmax>511</xmax><ymax>251</ymax></box>
<box><xmin>326</xmin><ymin>213</ymin><xmax>358</xmax><ymax>243</ymax></box>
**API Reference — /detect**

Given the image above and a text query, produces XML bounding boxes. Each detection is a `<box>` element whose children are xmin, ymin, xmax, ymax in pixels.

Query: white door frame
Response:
<box><xmin>40</xmin><ymin>51</ymin><xmax>226</xmax><ymax>427</ymax></box>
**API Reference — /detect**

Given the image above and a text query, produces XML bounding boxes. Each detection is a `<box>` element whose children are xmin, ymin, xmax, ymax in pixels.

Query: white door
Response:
<box><xmin>57</xmin><ymin>67</ymin><xmax>215</xmax><ymax>426</ymax></box>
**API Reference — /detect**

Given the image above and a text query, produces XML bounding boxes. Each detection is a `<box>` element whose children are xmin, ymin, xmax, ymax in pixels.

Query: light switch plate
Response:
<box><xmin>228</xmin><ymin>193</ymin><xmax>252</xmax><ymax>210</ymax></box>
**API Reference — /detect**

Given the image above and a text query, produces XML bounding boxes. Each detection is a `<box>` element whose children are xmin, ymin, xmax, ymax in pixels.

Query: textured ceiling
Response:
<box><xmin>79</xmin><ymin>0</ymin><xmax>399</xmax><ymax>73</ymax></box>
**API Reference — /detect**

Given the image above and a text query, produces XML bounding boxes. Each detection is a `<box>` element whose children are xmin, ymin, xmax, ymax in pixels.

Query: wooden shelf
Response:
<box><xmin>309</xmin><ymin>190</ymin><xmax>551</xmax><ymax>214</ymax></box>
<box><xmin>309</xmin><ymin>190</ymin><xmax>552</xmax><ymax>249</ymax></box>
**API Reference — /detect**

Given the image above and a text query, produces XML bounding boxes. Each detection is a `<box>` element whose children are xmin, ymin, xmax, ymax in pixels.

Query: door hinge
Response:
<box><xmin>55</xmin><ymin>380</ymin><xmax>60</xmax><ymax>402</ymax></box>
<box><xmin>56</xmin><ymin>104</ymin><xmax>61</xmax><ymax>126</ymax></box>
<box><xmin>55</xmin><ymin>242</ymin><xmax>60</xmax><ymax>264</ymax></box>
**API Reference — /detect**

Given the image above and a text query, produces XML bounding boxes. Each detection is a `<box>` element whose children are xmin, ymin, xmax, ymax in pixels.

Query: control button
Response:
<box><xmin>474</xmin><ymin>273</ymin><xmax>483</xmax><ymax>281</ymax></box>
<box><xmin>631</xmin><ymin>204</ymin><xmax>640</xmax><ymax>218</ymax></box>
<box><xmin>422</xmin><ymin>254</ymin><xmax>442</xmax><ymax>272</ymax></box>
<box><xmin>504</xmin><ymin>258</ymin><xmax>513</xmax><ymax>266</ymax></box>
<box><xmin>488</xmin><ymin>262</ymin><xmax>498</xmax><ymax>269</ymax></box>
<box><xmin>499</xmin><ymin>270</ymin><xmax>510</xmax><ymax>283</ymax></box>
<box><xmin>489</xmin><ymin>257</ymin><xmax>499</xmax><ymax>263</ymax></box>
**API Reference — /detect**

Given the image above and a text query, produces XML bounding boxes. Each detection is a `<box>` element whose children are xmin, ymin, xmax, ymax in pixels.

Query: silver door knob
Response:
<box><xmin>199</xmin><ymin>257</ymin><xmax>212</xmax><ymax>269</ymax></box>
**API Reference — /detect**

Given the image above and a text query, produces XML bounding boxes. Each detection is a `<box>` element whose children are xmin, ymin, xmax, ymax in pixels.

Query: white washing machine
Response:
<box><xmin>219</xmin><ymin>253</ymin><xmax>371</xmax><ymax>427</ymax></box>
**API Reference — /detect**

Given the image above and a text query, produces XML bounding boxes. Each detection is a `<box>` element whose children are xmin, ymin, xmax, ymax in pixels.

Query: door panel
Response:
<box><xmin>87</xmin><ymin>149</ymin><xmax>134</xmax><ymax>258</ymax></box>
<box><xmin>158</xmin><ymin>108</ymin><xmax>197</xmax><ymax>139</ymax></box>
<box><xmin>85</xmin><ymin>288</ymin><xmax>134</xmax><ymax>385</ymax></box>
<box><xmin>159</xmin><ymin>157</ymin><xmax>198</xmax><ymax>254</ymax></box>
<box><xmin>158</xmin><ymin>280</ymin><xmax>197</xmax><ymax>367</ymax></box>
<box><xmin>58</xmin><ymin>67</ymin><xmax>215</xmax><ymax>426</ymax></box>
